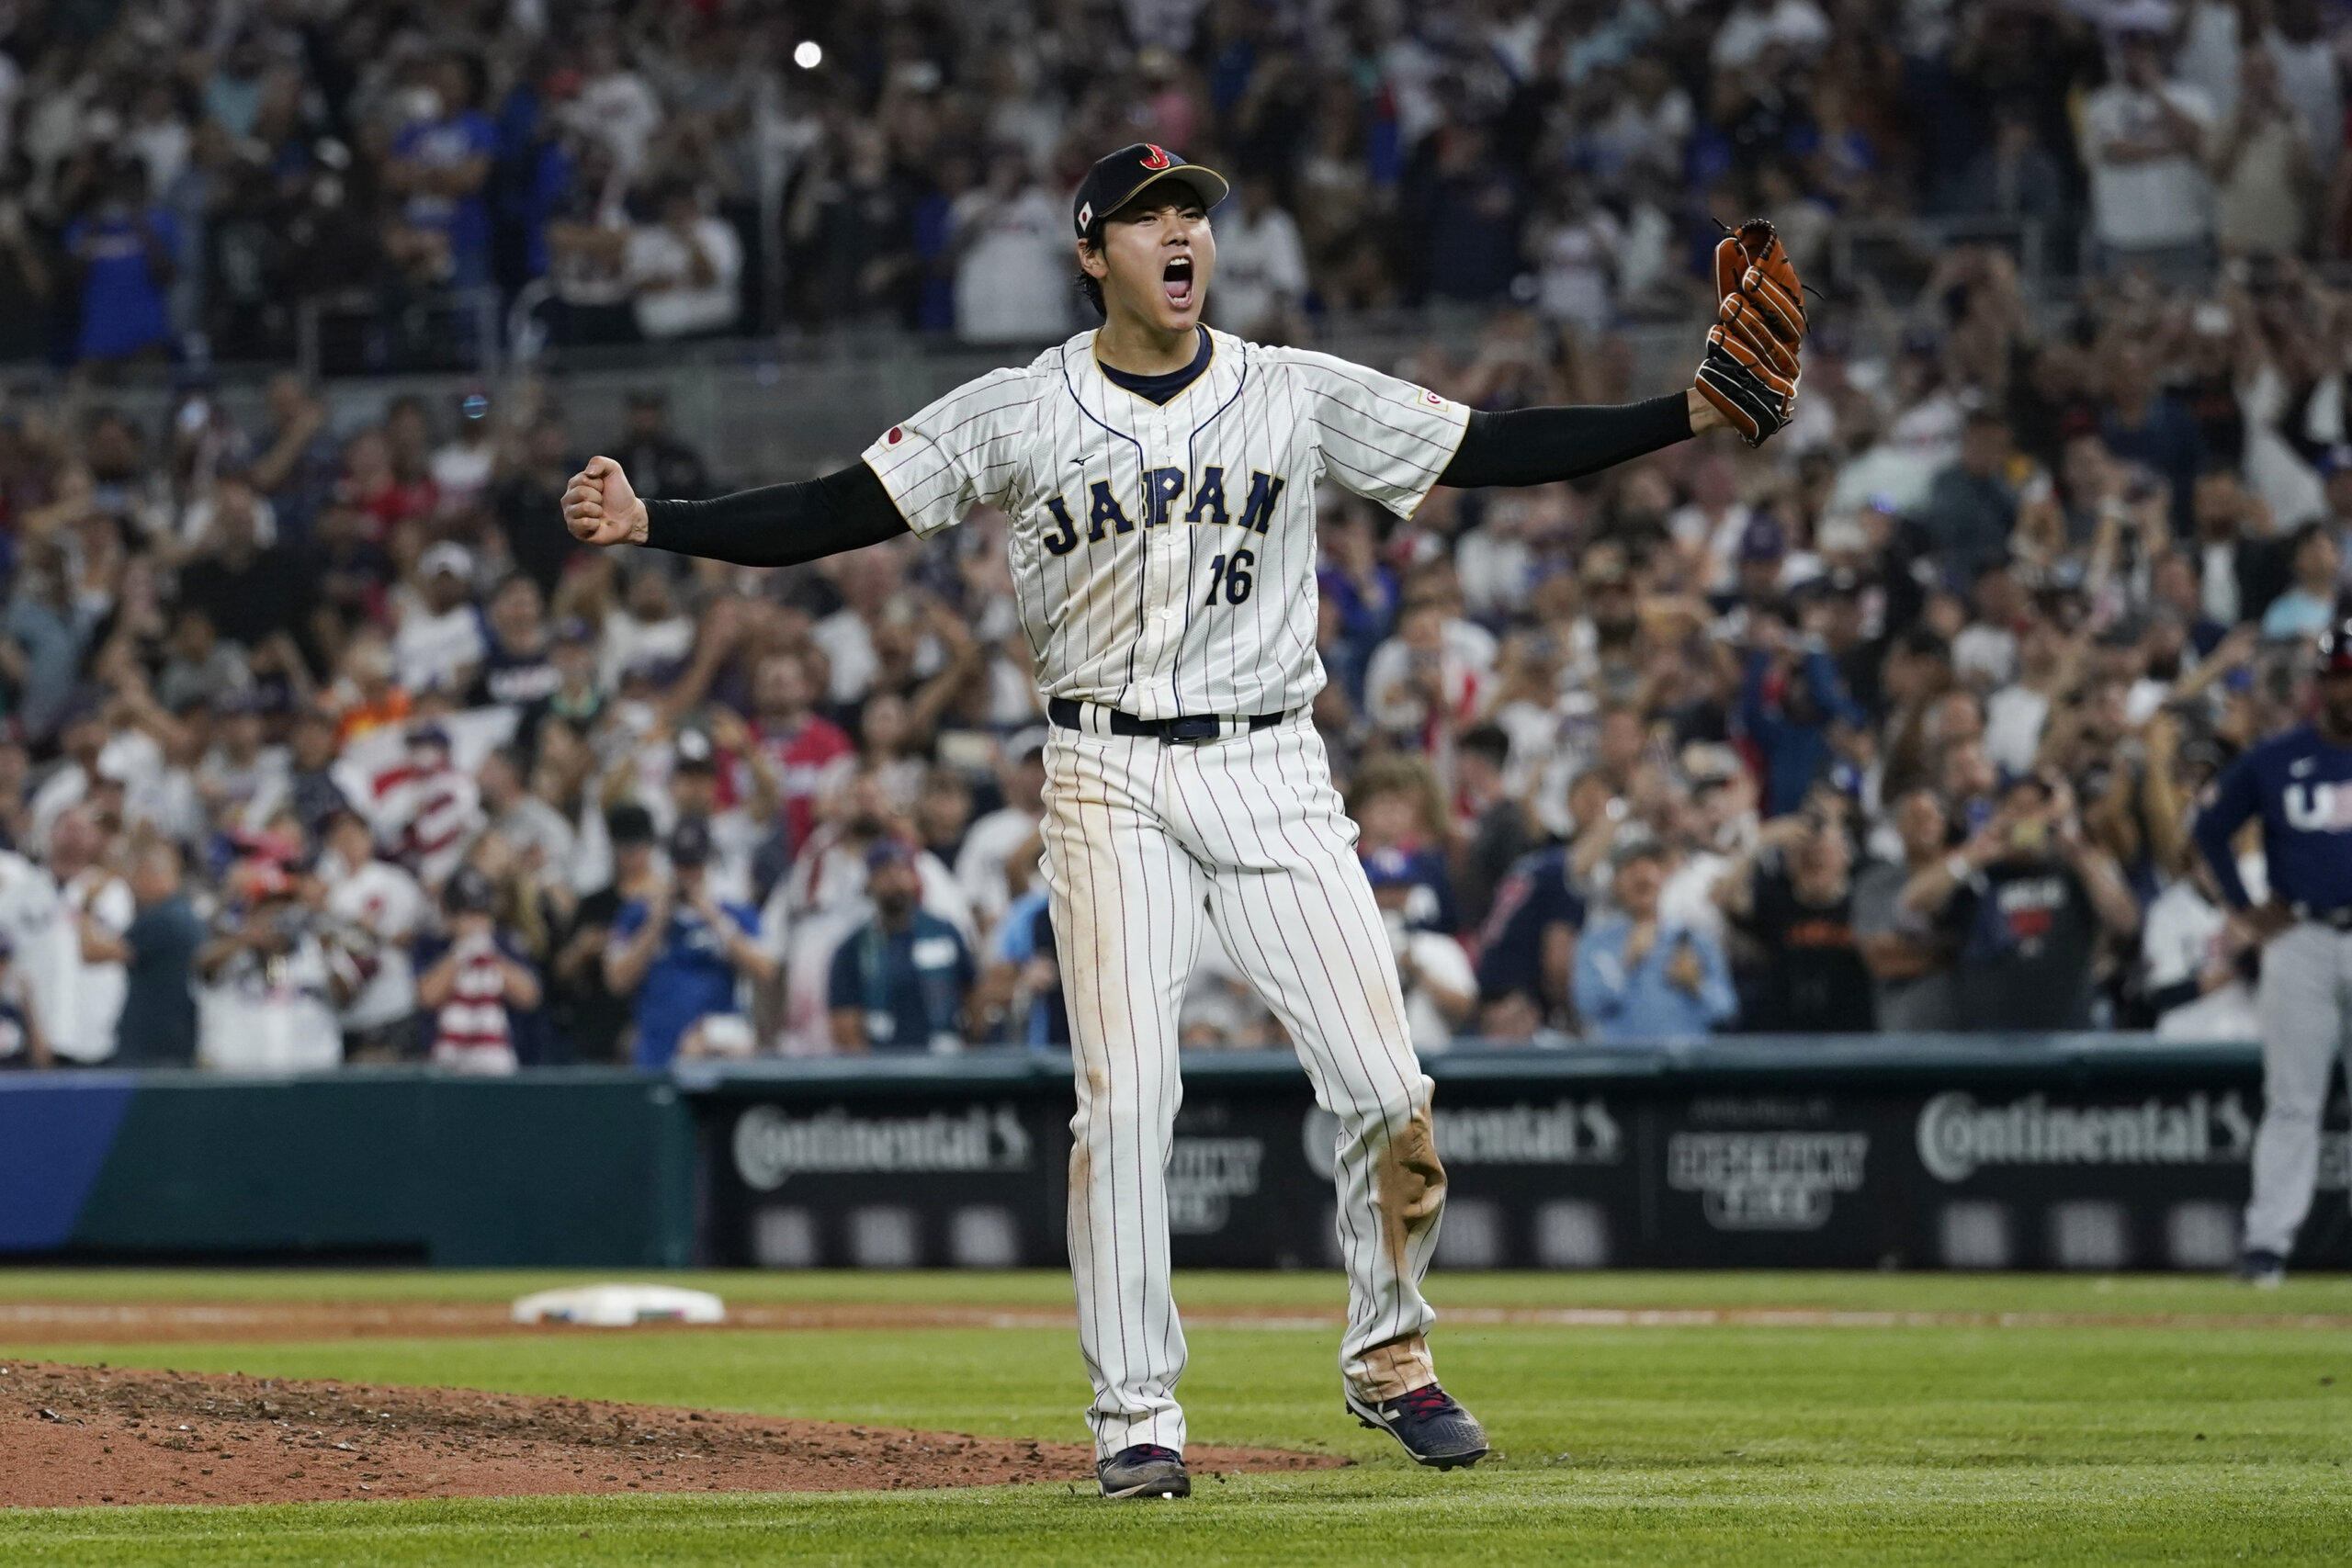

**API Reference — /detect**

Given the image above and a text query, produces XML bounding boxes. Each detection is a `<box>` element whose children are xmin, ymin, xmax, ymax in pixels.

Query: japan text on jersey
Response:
<box><xmin>862</xmin><ymin>328</ymin><xmax>1470</xmax><ymax>720</ymax></box>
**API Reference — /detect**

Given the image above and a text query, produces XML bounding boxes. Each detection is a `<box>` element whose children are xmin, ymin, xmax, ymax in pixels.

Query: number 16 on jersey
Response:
<box><xmin>1203</xmin><ymin>548</ymin><xmax>1253</xmax><ymax>605</ymax></box>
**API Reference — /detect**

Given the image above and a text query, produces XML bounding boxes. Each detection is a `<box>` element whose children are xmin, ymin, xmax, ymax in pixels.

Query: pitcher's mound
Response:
<box><xmin>0</xmin><ymin>1361</ymin><xmax>1342</xmax><ymax>1506</ymax></box>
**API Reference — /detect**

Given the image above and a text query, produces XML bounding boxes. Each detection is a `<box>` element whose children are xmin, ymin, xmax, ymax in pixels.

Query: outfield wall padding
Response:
<box><xmin>2</xmin><ymin>1041</ymin><xmax>2344</xmax><ymax>1269</ymax></box>
<box><xmin>0</xmin><ymin>1070</ymin><xmax>695</xmax><ymax>1267</ymax></box>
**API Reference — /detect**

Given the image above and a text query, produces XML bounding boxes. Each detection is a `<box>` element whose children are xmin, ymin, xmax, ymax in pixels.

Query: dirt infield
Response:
<box><xmin>0</xmin><ymin>1360</ymin><xmax>1340</xmax><ymax>1506</ymax></box>
<box><xmin>5</xmin><ymin>1299</ymin><xmax>2352</xmax><ymax>1345</ymax></box>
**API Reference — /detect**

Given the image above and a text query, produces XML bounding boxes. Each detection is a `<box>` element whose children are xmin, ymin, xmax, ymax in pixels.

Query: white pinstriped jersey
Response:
<box><xmin>860</xmin><ymin>327</ymin><xmax>1471</xmax><ymax>720</ymax></box>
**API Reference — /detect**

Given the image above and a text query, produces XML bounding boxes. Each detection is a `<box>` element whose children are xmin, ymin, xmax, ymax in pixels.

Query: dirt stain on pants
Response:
<box><xmin>1353</xmin><ymin>1105</ymin><xmax>1446</xmax><ymax>1400</ymax></box>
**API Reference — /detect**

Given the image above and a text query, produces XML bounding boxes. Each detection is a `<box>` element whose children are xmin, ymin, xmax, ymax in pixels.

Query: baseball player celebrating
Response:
<box><xmin>2194</xmin><ymin>623</ymin><xmax>2352</xmax><ymax>1287</ymax></box>
<box><xmin>564</xmin><ymin>143</ymin><xmax>1806</xmax><ymax>1497</ymax></box>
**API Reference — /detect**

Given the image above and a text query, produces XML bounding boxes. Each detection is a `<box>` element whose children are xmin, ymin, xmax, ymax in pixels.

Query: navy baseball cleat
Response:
<box><xmin>1346</xmin><ymin>1383</ymin><xmax>1489</xmax><ymax>1469</ymax></box>
<box><xmin>2234</xmin><ymin>1248</ymin><xmax>2287</xmax><ymax>1288</ymax></box>
<box><xmin>1097</xmin><ymin>1444</ymin><xmax>1190</xmax><ymax>1499</ymax></box>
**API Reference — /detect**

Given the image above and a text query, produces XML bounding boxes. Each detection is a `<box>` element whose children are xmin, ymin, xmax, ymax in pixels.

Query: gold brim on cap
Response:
<box><xmin>1099</xmin><ymin>164</ymin><xmax>1231</xmax><ymax>225</ymax></box>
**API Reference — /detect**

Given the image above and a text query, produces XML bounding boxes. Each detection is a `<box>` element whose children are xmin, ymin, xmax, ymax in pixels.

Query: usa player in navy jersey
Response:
<box><xmin>2193</xmin><ymin>620</ymin><xmax>2352</xmax><ymax>1285</ymax></box>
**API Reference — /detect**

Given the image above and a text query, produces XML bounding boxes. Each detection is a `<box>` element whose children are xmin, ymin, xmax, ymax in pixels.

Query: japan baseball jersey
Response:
<box><xmin>861</xmin><ymin>327</ymin><xmax>1470</xmax><ymax>716</ymax></box>
<box><xmin>862</xmin><ymin>326</ymin><xmax>1468</xmax><ymax>1461</ymax></box>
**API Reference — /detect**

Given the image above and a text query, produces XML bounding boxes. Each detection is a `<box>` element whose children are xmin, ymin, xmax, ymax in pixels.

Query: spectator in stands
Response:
<box><xmin>978</xmin><ymin>881</ymin><xmax>1068</xmax><ymax>1050</ymax></box>
<box><xmin>1897</xmin><ymin>773</ymin><xmax>2142</xmax><ymax>1031</ymax></box>
<box><xmin>65</xmin><ymin>162</ymin><xmax>176</xmax><ymax>366</ymax></box>
<box><xmin>1739</xmin><ymin>618</ymin><xmax>1864</xmax><ymax>819</ymax></box>
<box><xmin>1921</xmin><ymin>412</ymin><xmax>2021</xmax><ymax>581</ymax></box>
<box><xmin>85</xmin><ymin>840</ymin><xmax>202</xmax><ymax>1067</ymax></box>
<box><xmin>1955</xmin><ymin>100</ymin><xmax>2072</xmax><ymax>238</ymax></box>
<box><xmin>394</xmin><ymin>543</ymin><xmax>488</xmax><ymax>695</ymax></box>
<box><xmin>370</xmin><ymin>723</ymin><xmax>481</xmax><ymax>892</ymax></box>
<box><xmin>951</xmin><ymin>147</ymin><xmax>1069</xmax><ymax>344</ymax></box>
<box><xmin>1348</xmin><ymin>754</ymin><xmax>1460</xmax><ymax>934</ymax></box>
<box><xmin>1210</xmin><ymin>173</ymin><xmax>1309</xmax><ymax>341</ymax></box>
<box><xmin>251</xmin><ymin>375</ymin><xmax>340</xmax><ymax>545</ymax></box>
<box><xmin>608</xmin><ymin>391</ymin><xmax>709</xmax><ymax>504</ymax></box>
<box><xmin>828</xmin><ymin>839</ymin><xmax>976</xmax><ymax>1054</ymax></box>
<box><xmin>175</xmin><ymin>468</ymin><xmax>314</xmax><ymax>655</ymax></box>
<box><xmin>2100</xmin><ymin>342</ymin><xmax>2206</xmax><ymax>536</ymax></box>
<box><xmin>747</xmin><ymin>649</ymin><xmax>854</xmax><ymax>863</ymax></box>
<box><xmin>414</xmin><ymin>864</ymin><xmax>539</xmax><ymax>1076</ymax></box>
<box><xmin>384</xmin><ymin>54</ymin><xmax>496</xmax><ymax>290</ymax></box>
<box><xmin>0</xmin><ymin>932</ymin><xmax>51</xmax><ymax>1068</ymax></box>
<box><xmin>2082</xmin><ymin>28</ymin><xmax>2218</xmax><ymax>286</ymax></box>
<box><xmin>1854</xmin><ymin>785</ymin><xmax>1962</xmax><ymax>1032</ymax></box>
<box><xmin>956</xmin><ymin>729</ymin><xmax>1047</xmax><ymax>935</ymax></box>
<box><xmin>1718</xmin><ymin>807</ymin><xmax>1875</xmax><ymax>1033</ymax></box>
<box><xmin>599</xmin><ymin>566</ymin><xmax>695</xmax><ymax>694</ymax></box>
<box><xmin>552</xmin><ymin>804</ymin><xmax>654</xmax><ymax>1066</ymax></box>
<box><xmin>1475</xmin><ymin>834</ymin><xmax>1585</xmax><ymax>1043</ymax></box>
<box><xmin>48</xmin><ymin>806</ymin><xmax>130</xmax><ymax>1065</ymax></box>
<box><xmin>319</xmin><ymin>805</ymin><xmax>426</xmax><ymax>1063</ymax></box>
<box><xmin>2259</xmin><ymin>522</ymin><xmax>2340</xmax><ymax>637</ymax></box>
<box><xmin>195</xmin><ymin>860</ymin><xmax>350</xmax><ymax>1072</ymax></box>
<box><xmin>661</xmin><ymin>724</ymin><xmax>764</xmax><ymax>906</ymax></box>
<box><xmin>628</xmin><ymin>185</ymin><xmax>742</xmax><ymax>342</ymax></box>
<box><xmin>605</xmin><ymin>817</ymin><xmax>772</xmax><ymax>1068</ymax></box>
<box><xmin>1573</xmin><ymin>840</ymin><xmax>1736</xmax><ymax>1042</ymax></box>
<box><xmin>1366</xmin><ymin>848</ymin><xmax>1478</xmax><ymax>1052</ymax></box>
<box><xmin>2212</xmin><ymin>49</ymin><xmax>2312</xmax><ymax>256</ymax></box>
<box><xmin>18</xmin><ymin>0</ymin><xmax>2352</xmax><ymax>1071</ymax></box>
<box><xmin>1453</xmin><ymin>723</ymin><xmax>1532</xmax><ymax>933</ymax></box>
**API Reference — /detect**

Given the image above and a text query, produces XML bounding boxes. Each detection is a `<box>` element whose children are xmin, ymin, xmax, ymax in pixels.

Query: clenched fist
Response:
<box><xmin>563</xmin><ymin>456</ymin><xmax>649</xmax><ymax>547</ymax></box>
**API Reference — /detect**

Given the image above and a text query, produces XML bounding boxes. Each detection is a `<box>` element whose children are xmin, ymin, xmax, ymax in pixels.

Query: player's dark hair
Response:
<box><xmin>1075</xmin><ymin>218</ymin><xmax>1107</xmax><ymax>319</ymax></box>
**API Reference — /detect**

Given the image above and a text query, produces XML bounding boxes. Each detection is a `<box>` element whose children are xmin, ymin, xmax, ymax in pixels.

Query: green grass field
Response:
<box><xmin>1</xmin><ymin>1269</ymin><xmax>2347</xmax><ymax>1565</ymax></box>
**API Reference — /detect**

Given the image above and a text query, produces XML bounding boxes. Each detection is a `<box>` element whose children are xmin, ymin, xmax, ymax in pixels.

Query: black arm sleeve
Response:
<box><xmin>1435</xmin><ymin>394</ymin><xmax>1693</xmax><ymax>489</ymax></box>
<box><xmin>640</xmin><ymin>461</ymin><xmax>910</xmax><ymax>568</ymax></box>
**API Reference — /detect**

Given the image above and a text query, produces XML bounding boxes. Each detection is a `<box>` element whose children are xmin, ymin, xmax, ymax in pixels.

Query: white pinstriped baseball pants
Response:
<box><xmin>1039</xmin><ymin>709</ymin><xmax>1446</xmax><ymax>1460</ymax></box>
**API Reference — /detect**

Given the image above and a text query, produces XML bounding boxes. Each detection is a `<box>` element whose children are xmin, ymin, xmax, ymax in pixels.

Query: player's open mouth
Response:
<box><xmin>1162</xmin><ymin>256</ymin><xmax>1193</xmax><ymax>308</ymax></box>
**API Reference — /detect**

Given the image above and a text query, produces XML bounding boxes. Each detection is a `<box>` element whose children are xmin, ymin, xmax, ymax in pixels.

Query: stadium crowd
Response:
<box><xmin>0</xmin><ymin>0</ymin><xmax>2349</xmax><ymax>1066</ymax></box>
<box><xmin>6</xmin><ymin>0</ymin><xmax>2352</xmax><ymax>357</ymax></box>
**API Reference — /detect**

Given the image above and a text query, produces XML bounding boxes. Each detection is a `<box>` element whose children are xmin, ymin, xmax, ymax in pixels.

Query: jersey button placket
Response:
<box><xmin>1143</xmin><ymin>418</ymin><xmax>1181</xmax><ymax>709</ymax></box>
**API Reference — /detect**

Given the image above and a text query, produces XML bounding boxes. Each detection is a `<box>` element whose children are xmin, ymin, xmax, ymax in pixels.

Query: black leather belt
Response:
<box><xmin>2291</xmin><ymin>904</ymin><xmax>2352</xmax><ymax>931</ymax></box>
<box><xmin>1046</xmin><ymin>696</ymin><xmax>1285</xmax><ymax>743</ymax></box>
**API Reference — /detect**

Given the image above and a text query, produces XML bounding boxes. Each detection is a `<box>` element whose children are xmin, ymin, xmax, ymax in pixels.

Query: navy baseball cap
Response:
<box><xmin>2314</xmin><ymin>618</ymin><xmax>2352</xmax><ymax>675</ymax></box>
<box><xmin>668</xmin><ymin>816</ymin><xmax>713</xmax><ymax>868</ymax></box>
<box><xmin>1738</xmin><ymin>515</ymin><xmax>1787</xmax><ymax>562</ymax></box>
<box><xmin>1362</xmin><ymin>848</ymin><xmax>1415</xmax><ymax>888</ymax></box>
<box><xmin>1071</xmin><ymin>143</ymin><xmax>1229</xmax><ymax>240</ymax></box>
<box><xmin>865</xmin><ymin>838</ymin><xmax>915</xmax><ymax>873</ymax></box>
<box><xmin>444</xmin><ymin>863</ymin><xmax>497</xmax><ymax>916</ymax></box>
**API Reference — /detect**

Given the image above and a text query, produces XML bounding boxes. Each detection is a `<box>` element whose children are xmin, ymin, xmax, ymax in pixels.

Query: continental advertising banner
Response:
<box><xmin>682</xmin><ymin>1044</ymin><xmax>2352</xmax><ymax>1271</ymax></box>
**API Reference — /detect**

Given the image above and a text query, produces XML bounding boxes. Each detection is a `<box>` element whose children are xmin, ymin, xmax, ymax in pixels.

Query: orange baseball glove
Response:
<box><xmin>1693</xmin><ymin>219</ymin><xmax>1806</xmax><ymax>447</ymax></box>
